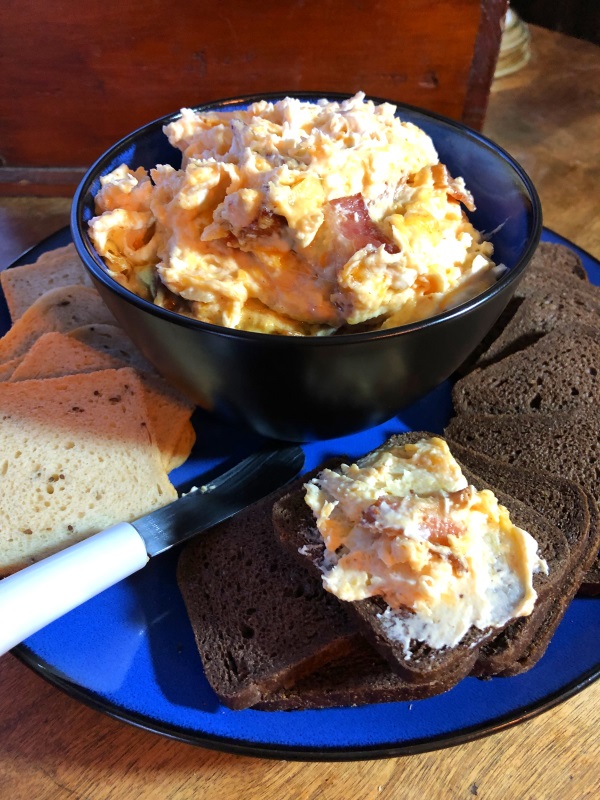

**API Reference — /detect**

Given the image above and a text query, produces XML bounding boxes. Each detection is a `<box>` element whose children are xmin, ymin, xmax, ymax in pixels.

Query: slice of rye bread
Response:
<box><xmin>176</xmin><ymin>484</ymin><xmax>363</xmax><ymax>711</ymax></box>
<box><xmin>0</xmin><ymin>368</ymin><xmax>177</xmax><ymax>576</ymax></box>
<box><xmin>473</xmin><ymin>286</ymin><xmax>600</xmax><ymax>369</ymax></box>
<box><xmin>444</xmin><ymin>409</ymin><xmax>600</xmax><ymax>594</ymax></box>
<box><xmin>254</xmin><ymin>637</ymin><xmax>471</xmax><ymax>711</ymax></box>
<box><xmin>0</xmin><ymin>284</ymin><xmax>115</xmax><ymax>364</ymax></box>
<box><xmin>455</xmin><ymin>242</ymin><xmax>589</xmax><ymax>376</ymax></box>
<box><xmin>444</xmin><ymin>409</ymin><xmax>600</xmax><ymax>499</ymax></box>
<box><xmin>0</xmin><ymin>243</ymin><xmax>93</xmax><ymax>321</ymax></box>
<box><xmin>9</xmin><ymin>331</ymin><xmax>196</xmax><ymax>473</ymax></box>
<box><xmin>451</xmin><ymin>329</ymin><xmax>600</xmax><ymax>417</ymax></box>
<box><xmin>10</xmin><ymin>330</ymin><xmax>122</xmax><ymax>380</ymax></box>
<box><xmin>272</xmin><ymin>432</ymin><xmax>563</xmax><ymax>685</ymax></box>
<box><xmin>443</xmin><ymin>442</ymin><xmax>594</xmax><ymax>675</ymax></box>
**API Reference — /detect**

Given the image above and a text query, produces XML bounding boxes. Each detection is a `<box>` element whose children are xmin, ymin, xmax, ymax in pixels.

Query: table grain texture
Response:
<box><xmin>0</xmin><ymin>24</ymin><xmax>599</xmax><ymax>800</ymax></box>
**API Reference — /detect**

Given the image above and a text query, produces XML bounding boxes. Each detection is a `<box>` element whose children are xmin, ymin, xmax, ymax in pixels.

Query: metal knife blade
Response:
<box><xmin>133</xmin><ymin>445</ymin><xmax>305</xmax><ymax>557</ymax></box>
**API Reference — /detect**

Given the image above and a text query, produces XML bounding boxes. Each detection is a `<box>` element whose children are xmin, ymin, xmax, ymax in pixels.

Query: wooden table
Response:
<box><xmin>0</xmin><ymin>25</ymin><xmax>598</xmax><ymax>800</ymax></box>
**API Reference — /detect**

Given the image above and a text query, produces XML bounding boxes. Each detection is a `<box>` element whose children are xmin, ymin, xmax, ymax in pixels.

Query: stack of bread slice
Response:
<box><xmin>447</xmin><ymin>242</ymin><xmax>599</xmax><ymax>592</ymax></box>
<box><xmin>177</xmin><ymin>427</ymin><xmax>584</xmax><ymax>710</ymax></box>
<box><xmin>456</xmin><ymin>241</ymin><xmax>593</xmax><ymax>375</ymax></box>
<box><xmin>441</xmin><ymin>241</ymin><xmax>600</xmax><ymax>677</ymax></box>
<box><xmin>176</xmin><ymin>242</ymin><xmax>598</xmax><ymax>711</ymax></box>
<box><xmin>0</xmin><ymin>243</ymin><xmax>196</xmax><ymax>576</ymax></box>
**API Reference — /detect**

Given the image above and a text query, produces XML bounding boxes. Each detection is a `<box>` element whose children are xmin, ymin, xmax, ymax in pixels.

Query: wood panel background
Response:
<box><xmin>0</xmin><ymin>0</ymin><xmax>507</xmax><ymax>194</ymax></box>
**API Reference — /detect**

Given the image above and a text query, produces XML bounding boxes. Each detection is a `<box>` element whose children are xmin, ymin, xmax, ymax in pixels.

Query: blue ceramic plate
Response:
<box><xmin>4</xmin><ymin>227</ymin><xmax>600</xmax><ymax>760</ymax></box>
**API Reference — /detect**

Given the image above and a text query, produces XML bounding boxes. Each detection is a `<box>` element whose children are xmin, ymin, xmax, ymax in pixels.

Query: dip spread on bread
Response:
<box><xmin>88</xmin><ymin>93</ymin><xmax>499</xmax><ymax>335</ymax></box>
<box><xmin>304</xmin><ymin>437</ymin><xmax>547</xmax><ymax>654</ymax></box>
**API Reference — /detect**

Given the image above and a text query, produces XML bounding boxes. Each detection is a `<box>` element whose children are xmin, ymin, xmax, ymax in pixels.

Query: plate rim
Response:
<box><xmin>10</xmin><ymin>641</ymin><xmax>600</xmax><ymax>761</ymax></box>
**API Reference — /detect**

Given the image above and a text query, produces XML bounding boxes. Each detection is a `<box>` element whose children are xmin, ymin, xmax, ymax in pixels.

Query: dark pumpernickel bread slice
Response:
<box><xmin>444</xmin><ymin>408</ymin><xmax>600</xmax><ymax>503</ymax></box>
<box><xmin>444</xmin><ymin>410</ymin><xmax>600</xmax><ymax>517</ymax></box>
<box><xmin>454</xmin><ymin>298</ymin><xmax>524</xmax><ymax>377</ymax></box>
<box><xmin>452</xmin><ymin>330</ymin><xmax>600</xmax><ymax>417</ymax></box>
<box><xmin>444</xmin><ymin>410</ymin><xmax>600</xmax><ymax>595</ymax></box>
<box><xmin>444</xmin><ymin>442</ymin><xmax>592</xmax><ymax>675</ymax></box>
<box><xmin>473</xmin><ymin>286</ymin><xmax>600</xmax><ymax>370</ymax></box>
<box><xmin>176</xmin><ymin>484</ymin><xmax>361</xmax><ymax>710</ymax></box>
<box><xmin>272</xmin><ymin>432</ymin><xmax>560</xmax><ymax>686</ymax></box>
<box><xmin>254</xmin><ymin>637</ymin><xmax>470</xmax><ymax>711</ymax></box>
<box><xmin>456</xmin><ymin>242</ymin><xmax>589</xmax><ymax>376</ymax></box>
<box><xmin>514</xmin><ymin>242</ymin><xmax>589</xmax><ymax>299</ymax></box>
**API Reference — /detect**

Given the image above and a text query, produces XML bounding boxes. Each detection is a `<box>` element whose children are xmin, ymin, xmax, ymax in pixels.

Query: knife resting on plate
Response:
<box><xmin>0</xmin><ymin>445</ymin><xmax>305</xmax><ymax>656</ymax></box>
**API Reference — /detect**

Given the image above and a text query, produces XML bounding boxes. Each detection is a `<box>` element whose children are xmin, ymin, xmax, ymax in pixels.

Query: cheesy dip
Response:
<box><xmin>89</xmin><ymin>93</ymin><xmax>500</xmax><ymax>336</ymax></box>
<box><xmin>304</xmin><ymin>437</ymin><xmax>547</xmax><ymax>654</ymax></box>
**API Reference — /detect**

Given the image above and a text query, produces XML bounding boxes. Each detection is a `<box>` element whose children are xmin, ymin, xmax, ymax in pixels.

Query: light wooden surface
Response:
<box><xmin>485</xmin><ymin>23</ymin><xmax>600</xmax><ymax>259</ymax></box>
<box><xmin>0</xmin><ymin>24</ymin><xmax>599</xmax><ymax>800</ymax></box>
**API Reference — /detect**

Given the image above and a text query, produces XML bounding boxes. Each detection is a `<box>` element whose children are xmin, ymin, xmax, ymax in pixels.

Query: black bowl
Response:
<box><xmin>71</xmin><ymin>92</ymin><xmax>542</xmax><ymax>442</ymax></box>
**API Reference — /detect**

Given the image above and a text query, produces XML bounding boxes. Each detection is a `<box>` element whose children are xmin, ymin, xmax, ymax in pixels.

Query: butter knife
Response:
<box><xmin>0</xmin><ymin>445</ymin><xmax>304</xmax><ymax>655</ymax></box>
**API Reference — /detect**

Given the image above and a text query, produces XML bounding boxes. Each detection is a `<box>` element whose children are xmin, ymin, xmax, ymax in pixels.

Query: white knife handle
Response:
<box><xmin>0</xmin><ymin>522</ymin><xmax>149</xmax><ymax>657</ymax></box>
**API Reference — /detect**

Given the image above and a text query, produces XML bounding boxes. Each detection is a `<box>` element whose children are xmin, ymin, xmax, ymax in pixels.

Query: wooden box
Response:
<box><xmin>0</xmin><ymin>0</ymin><xmax>507</xmax><ymax>195</ymax></box>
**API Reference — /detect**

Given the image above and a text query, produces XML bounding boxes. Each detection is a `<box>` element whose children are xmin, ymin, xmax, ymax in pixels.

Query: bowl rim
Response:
<box><xmin>71</xmin><ymin>90</ymin><xmax>543</xmax><ymax>346</ymax></box>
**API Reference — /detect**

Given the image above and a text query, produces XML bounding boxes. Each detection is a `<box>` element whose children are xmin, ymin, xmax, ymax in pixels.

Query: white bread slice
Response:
<box><xmin>0</xmin><ymin>357</ymin><xmax>22</xmax><ymax>382</ymax></box>
<box><xmin>69</xmin><ymin>324</ymin><xmax>196</xmax><ymax>470</ymax></box>
<box><xmin>10</xmin><ymin>331</ymin><xmax>121</xmax><ymax>381</ymax></box>
<box><xmin>0</xmin><ymin>244</ymin><xmax>93</xmax><ymax>321</ymax></box>
<box><xmin>68</xmin><ymin>322</ymin><xmax>160</xmax><ymax>373</ymax></box>
<box><xmin>0</xmin><ymin>368</ymin><xmax>177</xmax><ymax>576</ymax></box>
<box><xmin>168</xmin><ymin>423</ymin><xmax>197</xmax><ymax>471</ymax></box>
<box><xmin>9</xmin><ymin>331</ymin><xmax>196</xmax><ymax>472</ymax></box>
<box><xmin>0</xmin><ymin>285</ymin><xmax>115</xmax><ymax>364</ymax></box>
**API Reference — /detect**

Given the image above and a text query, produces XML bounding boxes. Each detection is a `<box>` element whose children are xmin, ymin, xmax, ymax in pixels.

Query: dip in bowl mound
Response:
<box><xmin>85</xmin><ymin>93</ymin><xmax>500</xmax><ymax>337</ymax></box>
<box><xmin>72</xmin><ymin>92</ymin><xmax>542</xmax><ymax>441</ymax></box>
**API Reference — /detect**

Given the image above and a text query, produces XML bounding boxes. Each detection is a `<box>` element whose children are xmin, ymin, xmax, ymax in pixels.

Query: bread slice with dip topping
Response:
<box><xmin>177</xmin><ymin>465</ymin><xmax>480</xmax><ymax>711</ymax></box>
<box><xmin>272</xmin><ymin>432</ymin><xmax>558</xmax><ymax>685</ymax></box>
<box><xmin>178</xmin><ymin>434</ymin><xmax>572</xmax><ymax>709</ymax></box>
